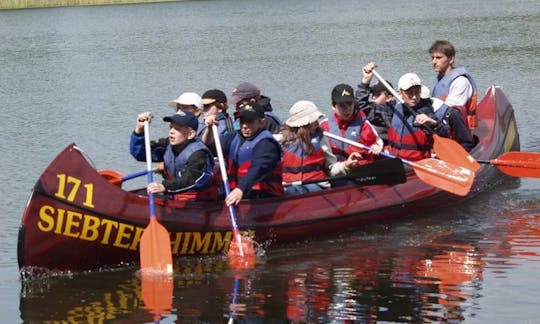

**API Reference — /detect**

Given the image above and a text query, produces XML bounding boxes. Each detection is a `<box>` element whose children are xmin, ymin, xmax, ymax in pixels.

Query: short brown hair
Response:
<box><xmin>429</xmin><ymin>40</ymin><xmax>455</xmax><ymax>58</ymax></box>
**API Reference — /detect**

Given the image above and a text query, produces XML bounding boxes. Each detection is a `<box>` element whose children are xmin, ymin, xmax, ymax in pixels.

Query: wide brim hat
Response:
<box><xmin>285</xmin><ymin>100</ymin><xmax>325</xmax><ymax>127</ymax></box>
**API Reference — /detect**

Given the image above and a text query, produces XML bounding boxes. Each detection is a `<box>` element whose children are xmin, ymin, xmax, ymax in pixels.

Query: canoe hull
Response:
<box><xmin>17</xmin><ymin>86</ymin><xmax>520</xmax><ymax>274</ymax></box>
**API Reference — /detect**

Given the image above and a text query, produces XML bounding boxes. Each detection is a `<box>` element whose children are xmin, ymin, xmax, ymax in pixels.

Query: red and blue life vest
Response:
<box><xmin>228</xmin><ymin>130</ymin><xmax>283</xmax><ymax>196</ymax></box>
<box><xmin>326</xmin><ymin>115</ymin><xmax>367</xmax><ymax>161</ymax></box>
<box><xmin>282</xmin><ymin>133</ymin><xmax>326</xmax><ymax>183</ymax></box>
<box><xmin>387</xmin><ymin>103</ymin><xmax>433</xmax><ymax>161</ymax></box>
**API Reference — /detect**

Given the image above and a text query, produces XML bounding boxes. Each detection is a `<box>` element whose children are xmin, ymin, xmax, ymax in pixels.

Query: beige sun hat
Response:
<box><xmin>285</xmin><ymin>100</ymin><xmax>325</xmax><ymax>127</ymax></box>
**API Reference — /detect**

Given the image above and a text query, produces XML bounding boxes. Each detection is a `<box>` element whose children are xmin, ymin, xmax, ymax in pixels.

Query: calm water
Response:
<box><xmin>1</xmin><ymin>0</ymin><xmax>539</xmax><ymax>322</ymax></box>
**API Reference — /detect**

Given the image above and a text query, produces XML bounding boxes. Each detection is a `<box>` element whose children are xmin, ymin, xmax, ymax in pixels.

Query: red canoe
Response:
<box><xmin>17</xmin><ymin>85</ymin><xmax>520</xmax><ymax>274</ymax></box>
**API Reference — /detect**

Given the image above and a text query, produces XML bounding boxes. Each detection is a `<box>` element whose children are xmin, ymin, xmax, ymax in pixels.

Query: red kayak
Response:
<box><xmin>17</xmin><ymin>85</ymin><xmax>520</xmax><ymax>274</ymax></box>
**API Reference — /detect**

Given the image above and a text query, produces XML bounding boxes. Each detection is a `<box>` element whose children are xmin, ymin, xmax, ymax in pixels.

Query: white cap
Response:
<box><xmin>398</xmin><ymin>73</ymin><xmax>422</xmax><ymax>90</ymax></box>
<box><xmin>285</xmin><ymin>100</ymin><xmax>325</xmax><ymax>127</ymax></box>
<box><xmin>168</xmin><ymin>92</ymin><xmax>203</xmax><ymax>110</ymax></box>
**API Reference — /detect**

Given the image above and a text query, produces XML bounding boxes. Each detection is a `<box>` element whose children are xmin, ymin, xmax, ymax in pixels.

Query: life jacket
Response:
<box><xmin>387</xmin><ymin>103</ymin><xmax>433</xmax><ymax>161</ymax></box>
<box><xmin>228</xmin><ymin>130</ymin><xmax>284</xmax><ymax>197</ymax></box>
<box><xmin>432</xmin><ymin>67</ymin><xmax>478</xmax><ymax>129</ymax></box>
<box><xmin>218</xmin><ymin>113</ymin><xmax>235</xmax><ymax>135</ymax></box>
<box><xmin>199</xmin><ymin>113</ymin><xmax>235</xmax><ymax>138</ymax></box>
<box><xmin>163</xmin><ymin>139</ymin><xmax>218</xmax><ymax>200</ymax></box>
<box><xmin>282</xmin><ymin>133</ymin><xmax>326</xmax><ymax>183</ymax></box>
<box><xmin>326</xmin><ymin>114</ymin><xmax>367</xmax><ymax>161</ymax></box>
<box><xmin>258</xmin><ymin>96</ymin><xmax>283</xmax><ymax>126</ymax></box>
<box><xmin>264</xmin><ymin>111</ymin><xmax>283</xmax><ymax>125</ymax></box>
<box><xmin>195</xmin><ymin>120</ymin><xmax>206</xmax><ymax>137</ymax></box>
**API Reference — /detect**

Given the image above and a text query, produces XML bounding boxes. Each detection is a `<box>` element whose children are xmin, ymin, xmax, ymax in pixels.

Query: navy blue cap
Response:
<box><xmin>163</xmin><ymin>111</ymin><xmax>199</xmax><ymax>131</ymax></box>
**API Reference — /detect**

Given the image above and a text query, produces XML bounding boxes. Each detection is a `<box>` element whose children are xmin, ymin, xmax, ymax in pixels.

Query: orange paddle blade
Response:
<box><xmin>228</xmin><ymin>230</ymin><xmax>256</xmax><ymax>270</ymax></box>
<box><xmin>140</xmin><ymin>217</ymin><xmax>173</xmax><ymax>274</ymax></box>
<box><xmin>412</xmin><ymin>158</ymin><xmax>475</xmax><ymax>196</ymax></box>
<box><xmin>433</xmin><ymin>135</ymin><xmax>481</xmax><ymax>172</ymax></box>
<box><xmin>489</xmin><ymin>151</ymin><xmax>540</xmax><ymax>178</ymax></box>
<box><xmin>141</xmin><ymin>272</ymin><xmax>173</xmax><ymax>316</ymax></box>
<box><xmin>98</xmin><ymin>169</ymin><xmax>123</xmax><ymax>186</ymax></box>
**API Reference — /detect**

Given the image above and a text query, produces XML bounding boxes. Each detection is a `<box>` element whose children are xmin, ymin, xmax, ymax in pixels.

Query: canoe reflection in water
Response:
<box><xmin>19</xmin><ymin>204</ymin><xmax>540</xmax><ymax>322</ymax></box>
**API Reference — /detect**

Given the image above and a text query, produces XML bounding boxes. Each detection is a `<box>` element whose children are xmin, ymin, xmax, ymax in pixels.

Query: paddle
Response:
<box><xmin>371</xmin><ymin>69</ymin><xmax>481</xmax><ymax>172</ymax></box>
<box><xmin>139</xmin><ymin>121</ymin><xmax>173</xmax><ymax>275</ymax></box>
<box><xmin>477</xmin><ymin>151</ymin><xmax>540</xmax><ymax>178</ymax></box>
<box><xmin>211</xmin><ymin>124</ymin><xmax>256</xmax><ymax>269</ymax></box>
<box><xmin>283</xmin><ymin>157</ymin><xmax>406</xmax><ymax>187</ymax></box>
<box><xmin>99</xmin><ymin>169</ymin><xmax>151</xmax><ymax>186</ymax></box>
<box><xmin>323</xmin><ymin>131</ymin><xmax>475</xmax><ymax>196</ymax></box>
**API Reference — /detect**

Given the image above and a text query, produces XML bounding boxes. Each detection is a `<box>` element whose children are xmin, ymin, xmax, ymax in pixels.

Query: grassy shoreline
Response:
<box><xmin>0</xmin><ymin>0</ymin><xmax>179</xmax><ymax>10</ymax></box>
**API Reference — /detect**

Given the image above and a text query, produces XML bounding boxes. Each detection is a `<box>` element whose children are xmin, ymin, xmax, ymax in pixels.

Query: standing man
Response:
<box><xmin>429</xmin><ymin>40</ymin><xmax>479</xmax><ymax>130</ymax></box>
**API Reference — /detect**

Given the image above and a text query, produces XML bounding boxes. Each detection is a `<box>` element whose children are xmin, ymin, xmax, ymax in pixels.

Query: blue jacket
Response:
<box><xmin>130</xmin><ymin>131</ymin><xmax>166</xmax><ymax>162</ymax></box>
<box><xmin>221</xmin><ymin>129</ymin><xmax>283</xmax><ymax>196</ymax></box>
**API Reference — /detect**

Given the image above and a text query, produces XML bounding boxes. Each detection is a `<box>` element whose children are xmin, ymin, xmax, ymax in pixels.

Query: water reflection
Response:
<box><xmin>18</xmin><ymin>204</ymin><xmax>540</xmax><ymax>323</ymax></box>
<box><xmin>483</xmin><ymin>207</ymin><xmax>540</xmax><ymax>274</ymax></box>
<box><xmin>20</xmin><ymin>270</ymin><xmax>151</xmax><ymax>323</ymax></box>
<box><xmin>141</xmin><ymin>273</ymin><xmax>173</xmax><ymax>323</ymax></box>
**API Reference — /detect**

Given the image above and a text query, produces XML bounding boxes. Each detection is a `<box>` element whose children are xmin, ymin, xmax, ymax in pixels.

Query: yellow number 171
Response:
<box><xmin>54</xmin><ymin>174</ymin><xmax>95</xmax><ymax>208</ymax></box>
